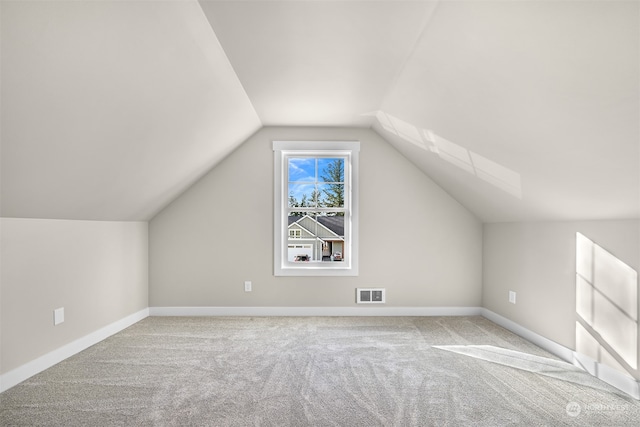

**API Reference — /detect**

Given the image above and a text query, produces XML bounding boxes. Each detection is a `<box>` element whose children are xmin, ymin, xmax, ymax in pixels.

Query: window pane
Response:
<box><xmin>317</xmin><ymin>214</ymin><xmax>345</xmax><ymax>262</ymax></box>
<box><xmin>287</xmin><ymin>213</ymin><xmax>315</xmax><ymax>262</ymax></box>
<box><xmin>318</xmin><ymin>158</ymin><xmax>344</xmax><ymax>182</ymax></box>
<box><xmin>286</xmin><ymin>212</ymin><xmax>345</xmax><ymax>262</ymax></box>
<box><xmin>317</xmin><ymin>183</ymin><xmax>344</xmax><ymax>208</ymax></box>
<box><xmin>288</xmin><ymin>158</ymin><xmax>315</xmax><ymax>182</ymax></box>
<box><xmin>288</xmin><ymin>183</ymin><xmax>320</xmax><ymax>208</ymax></box>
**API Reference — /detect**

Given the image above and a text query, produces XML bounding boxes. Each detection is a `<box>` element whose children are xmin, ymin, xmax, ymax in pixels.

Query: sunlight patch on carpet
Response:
<box><xmin>433</xmin><ymin>344</ymin><xmax>622</xmax><ymax>395</ymax></box>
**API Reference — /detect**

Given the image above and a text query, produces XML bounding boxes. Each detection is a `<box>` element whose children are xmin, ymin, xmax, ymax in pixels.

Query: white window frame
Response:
<box><xmin>289</xmin><ymin>229</ymin><xmax>302</xmax><ymax>239</ymax></box>
<box><xmin>273</xmin><ymin>140</ymin><xmax>359</xmax><ymax>276</ymax></box>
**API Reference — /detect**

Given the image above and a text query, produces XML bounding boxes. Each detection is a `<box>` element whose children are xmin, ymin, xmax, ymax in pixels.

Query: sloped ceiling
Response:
<box><xmin>199</xmin><ymin>0</ymin><xmax>438</xmax><ymax>126</ymax></box>
<box><xmin>1</xmin><ymin>0</ymin><xmax>261</xmax><ymax>220</ymax></box>
<box><xmin>1</xmin><ymin>0</ymin><xmax>638</xmax><ymax>222</ymax></box>
<box><xmin>375</xmin><ymin>0</ymin><xmax>640</xmax><ymax>222</ymax></box>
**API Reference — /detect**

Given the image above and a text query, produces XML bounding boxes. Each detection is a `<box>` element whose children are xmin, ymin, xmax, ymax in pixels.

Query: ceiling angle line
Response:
<box><xmin>376</xmin><ymin>0</ymin><xmax>443</xmax><ymax>111</ymax></box>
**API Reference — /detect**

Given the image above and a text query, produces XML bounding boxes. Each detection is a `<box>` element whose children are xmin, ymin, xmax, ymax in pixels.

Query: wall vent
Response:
<box><xmin>356</xmin><ymin>288</ymin><xmax>385</xmax><ymax>304</ymax></box>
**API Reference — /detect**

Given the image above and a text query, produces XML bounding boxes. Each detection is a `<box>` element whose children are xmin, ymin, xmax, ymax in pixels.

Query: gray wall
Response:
<box><xmin>483</xmin><ymin>219</ymin><xmax>639</xmax><ymax>379</ymax></box>
<box><xmin>150</xmin><ymin>127</ymin><xmax>483</xmax><ymax>308</ymax></box>
<box><xmin>0</xmin><ymin>218</ymin><xmax>148</xmax><ymax>374</ymax></box>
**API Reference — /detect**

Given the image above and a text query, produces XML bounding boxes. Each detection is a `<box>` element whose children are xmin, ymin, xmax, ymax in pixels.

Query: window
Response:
<box><xmin>273</xmin><ymin>141</ymin><xmax>359</xmax><ymax>276</ymax></box>
<box><xmin>289</xmin><ymin>229</ymin><xmax>302</xmax><ymax>239</ymax></box>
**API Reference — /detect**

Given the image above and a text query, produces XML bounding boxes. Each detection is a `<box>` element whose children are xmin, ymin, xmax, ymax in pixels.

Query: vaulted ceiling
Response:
<box><xmin>1</xmin><ymin>0</ymin><xmax>638</xmax><ymax>223</ymax></box>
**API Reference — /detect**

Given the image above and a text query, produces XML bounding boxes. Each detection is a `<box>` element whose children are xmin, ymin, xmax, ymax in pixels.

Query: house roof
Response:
<box><xmin>288</xmin><ymin>215</ymin><xmax>344</xmax><ymax>238</ymax></box>
<box><xmin>1</xmin><ymin>1</ymin><xmax>637</xmax><ymax>222</ymax></box>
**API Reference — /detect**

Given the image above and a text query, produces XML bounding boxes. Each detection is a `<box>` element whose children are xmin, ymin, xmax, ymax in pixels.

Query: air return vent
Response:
<box><xmin>356</xmin><ymin>288</ymin><xmax>385</xmax><ymax>304</ymax></box>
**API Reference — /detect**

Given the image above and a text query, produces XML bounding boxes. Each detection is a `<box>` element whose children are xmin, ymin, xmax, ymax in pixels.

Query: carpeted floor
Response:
<box><xmin>1</xmin><ymin>316</ymin><xmax>639</xmax><ymax>426</ymax></box>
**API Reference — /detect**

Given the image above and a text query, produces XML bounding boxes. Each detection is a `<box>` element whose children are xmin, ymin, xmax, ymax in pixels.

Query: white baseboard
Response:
<box><xmin>0</xmin><ymin>308</ymin><xmax>149</xmax><ymax>393</ymax></box>
<box><xmin>481</xmin><ymin>308</ymin><xmax>640</xmax><ymax>400</ymax></box>
<box><xmin>573</xmin><ymin>350</ymin><xmax>640</xmax><ymax>400</ymax></box>
<box><xmin>480</xmin><ymin>308</ymin><xmax>575</xmax><ymax>361</ymax></box>
<box><xmin>149</xmin><ymin>306</ymin><xmax>484</xmax><ymax>317</ymax></box>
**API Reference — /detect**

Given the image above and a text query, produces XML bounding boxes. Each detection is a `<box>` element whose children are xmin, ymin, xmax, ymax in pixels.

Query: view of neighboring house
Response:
<box><xmin>287</xmin><ymin>215</ymin><xmax>344</xmax><ymax>262</ymax></box>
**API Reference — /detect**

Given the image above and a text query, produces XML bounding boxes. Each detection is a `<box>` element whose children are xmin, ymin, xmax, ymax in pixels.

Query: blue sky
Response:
<box><xmin>288</xmin><ymin>158</ymin><xmax>316</xmax><ymax>182</ymax></box>
<box><xmin>288</xmin><ymin>158</ymin><xmax>343</xmax><ymax>182</ymax></box>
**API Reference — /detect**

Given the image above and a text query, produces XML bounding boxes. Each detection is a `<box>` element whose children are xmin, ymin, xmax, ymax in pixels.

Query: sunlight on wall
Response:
<box><xmin>576</xmin><ymin>232</ymin><xmax>638</xmax><ymax>372</ymax></box>
<box><xmin>374</xmin><ymin>111</ymin><xmax>522</xmax><ymax>198</ymax></box>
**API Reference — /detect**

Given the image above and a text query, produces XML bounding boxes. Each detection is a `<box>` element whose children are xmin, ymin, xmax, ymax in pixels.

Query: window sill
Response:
<box><xmin>275</xmin><ymin>264</ymin><xmax>359</xmax><ymax>277</ymax></box>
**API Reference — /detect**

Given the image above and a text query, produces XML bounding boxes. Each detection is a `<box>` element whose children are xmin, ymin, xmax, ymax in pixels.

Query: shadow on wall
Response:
<box><xmin>371</xmin><ymin>111</ymin><xmax>522</xmax><ymax>199</ymax></box>
<box><xmin>576</xmin><ymin>232</ymin><xmax>638</xmax><ymax>378</ymax></box>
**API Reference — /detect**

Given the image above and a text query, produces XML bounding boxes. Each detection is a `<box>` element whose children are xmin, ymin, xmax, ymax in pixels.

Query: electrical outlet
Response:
<box><xmin>244</xmin><ymin>281</ymin><xmax>252</xmax><ymax>292</ymax></box>
<box><xmin>509</xmin><ymin>291</ymin><xmax>516</xmax><ymax>304</ymax></box>
<box><xmin>54</xmin><ymin>307</ymin><xmax>64</xmax><ymax>325</ymax></box>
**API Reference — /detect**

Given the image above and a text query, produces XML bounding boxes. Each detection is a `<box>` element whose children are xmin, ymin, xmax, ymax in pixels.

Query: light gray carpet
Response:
<box><xmin>1</xmin><ymin>316</ymin><xmax>639</xmax><ymax>426</ymax></box>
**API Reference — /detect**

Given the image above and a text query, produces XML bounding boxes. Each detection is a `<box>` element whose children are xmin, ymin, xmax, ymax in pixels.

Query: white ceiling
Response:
<box><xmin>1</xmin><ymin>0</ymin><xmax>638</xmax><ymax>222</ymax></box>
